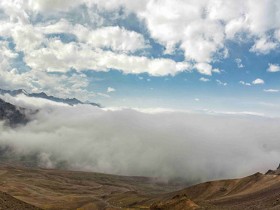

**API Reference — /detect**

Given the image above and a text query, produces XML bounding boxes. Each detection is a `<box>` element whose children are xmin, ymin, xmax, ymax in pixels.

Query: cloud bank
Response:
<box><xmin>0</xmin><ymin>97</ymin><xmax>279</xmax><ymax>184</ymax></box>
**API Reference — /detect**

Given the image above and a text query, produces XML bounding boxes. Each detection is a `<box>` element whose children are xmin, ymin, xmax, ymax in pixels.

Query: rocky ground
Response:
<box><xmin>0</xmin><ymin>192</ymin><xmax>40</xmax><ymax>210</ymax></box>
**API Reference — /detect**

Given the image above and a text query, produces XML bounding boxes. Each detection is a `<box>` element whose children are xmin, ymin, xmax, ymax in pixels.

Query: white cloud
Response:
<box><xmin>26</xmin><ymin>0</ymin><xmax>85</xmax><ymax>12</ymax></box>
<box><xmin>0</xmin><ymin>20</ymin><xmax>192</xmax><ymax>78</ymax></box>
<box><xmin>3</xmin><ymin>0</ymin><xmax>280</xmax><ymax>63</ymax></box>
<box><xmin>235</xmin><ymin>58</ymin><xmax>244</xmax><ymax>68</ymax></box>
<box><xmin>0</xmin><ymin>41</ymin><xmax>18</xmax><ymax>59</ymax></box>
<box><xmin>267</xmin><ymin>63</ymin><xmax>280</xmax><ymax>72</ymax></box>
<box><xmin>0</xmin><ymin>40</ymin><xmax>18</xmax><ymax>74</ymax></box>
<box><xmin>97</xmin><ymin>93</ymin><xmax>111</xmax><ymax>98</ymax></box>
<box><xmin>275</xmin><ymin>29</ymin><xmax>280</xmax><ymax>41</ymax></box>
<box><xmin>0</xmin><ymin>56</ymin><xmax>92</xmax><ymax>101</ymax></box>
<box><xmin>82</xmin><ymin>26</ymin><xmax>149</xmax><ymax>53</ymax></box>
<box><xmin>107</xmin><ymin>87</ymin><xmax>116</xmax><ymax>93</ymax></box>
<box><xmin>250</xmin><ymin>36</ymin><xmax>278</xmax><ymax>54</ymax></box>
<box><xmin>239</xmin><ymin>81</ymin><xmax>251</xmax><ymax>86</ymax></box>
<box><xmin>199</xmin><ymin>77</ymin><xmax>210</xmax><ymax>82</ymax></box>
<box><xmin>23</xmin><ymin>39</ymin><xmax>191</xmax><ymax>76</ymax></box>
<box><xmin>40</xmin><ymin>20</ymin><xmax>149</xmax><ymax>53</ymax></box>
<box><xmin>0</xmin><ymin>0</ymin><xmax>280</xmax><ymax>97</ymax></box>
<box><xmin>216</xmin><ymin>79</ymin><xmax>227</xmax><ymax>86</ymax></box>
<box><xmin>0</xmin><ymin>93</ymin><xmax>69</xmax><ymax>109</ymax></box>
<box><xmin>135</xmin><ymin>0</ymin><xmax>280</xmax><ymax>63</ymax></box>
<box><xmin>194</xmin><ymin>63</ymin><xmax>213</xmax><ymax>76</ymax></box>
<box><xmin>12</xmin><ymin>24</ymin><xmax>44</xmax><ymax>53</ymax></box>
<box><xmin>225</xmin><ymin>17</ymin><xmax>248</xmax><ymax>39</ymax></box>
<box><xmin>252</xmin><ymin>78</ymin><xmax>264</xmax><ymax>85</ymax></box>
<box><xmin>264</xmin><ymin>89</ymin><xmax>279</xmax><ymax>93</ymax></box>
<box><xmin>138</xmin><ymin>0</ymin><xmax>226</xmax><ymax>63</ymax></box>
<box><xmin>97</xmin><ymin>93</ymin><xmax>110</xmax><ymax>98</ymax></box>
<box><xmin>212</xmin><ymin>68</ymin><xmax>221</xmax><ymax>74</ymax></box>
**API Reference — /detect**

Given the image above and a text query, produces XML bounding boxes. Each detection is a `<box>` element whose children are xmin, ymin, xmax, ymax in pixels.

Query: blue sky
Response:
<box><xmin>0</xmin><ymin>1</ymin><xmax>280</xmax><ymax>116</ymax></box>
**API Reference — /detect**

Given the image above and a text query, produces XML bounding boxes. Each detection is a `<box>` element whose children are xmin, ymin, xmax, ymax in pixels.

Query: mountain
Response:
<box><xmin>0</xmin><ymin>88</ymin><xmax>101</xmax><ymax>107</ymax></box>
<box><xmin>0</xmin><ymin>98</ymin><xmax>28</xmax><ymax>127</ymax></box>
<box><xmin>266</xmin><ymin>163</ymin><xmax>280</xmax><ymax>175</ymax></box>
<box><xmin>148</xmin><ymin>165</ymin><xmax>280</xmax><ymax>210</ymax></box>
<box><xmin>0</xmin><ymin>88</ymin><xmax>28</xmax><ymax>96</ymax></box>
<box><xmin>0</xmin><ymin>165</ymin><xmax>187</xmax><ymax>210</ymax></box>
<box><xmin>0</xmin><ymin>165</ymin><xmax>279</xmax><ymax>209</ymax></box>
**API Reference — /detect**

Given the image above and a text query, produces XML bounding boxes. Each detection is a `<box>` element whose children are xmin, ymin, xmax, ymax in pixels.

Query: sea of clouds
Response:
<box><xmin>0</xmin><ymin>94</ymin><xmax>279</xmax><ymax>184</ymax></box>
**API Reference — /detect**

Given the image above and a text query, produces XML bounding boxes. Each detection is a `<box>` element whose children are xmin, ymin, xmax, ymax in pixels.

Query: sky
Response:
<box><xmin>0</xmin><ymin>0</ymin><xmax>280</xmax><ymax>116</ymax></box>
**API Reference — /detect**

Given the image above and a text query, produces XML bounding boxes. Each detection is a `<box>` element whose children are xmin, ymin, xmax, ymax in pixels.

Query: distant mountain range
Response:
<box><xmin>0</xmin><ymin>88</ymin><xmax>101</xmax><ymax>107</ymax></box>
<box><xmin>0</xmin><ymin>88</ymin><xmax>101</xmax><ymax>127</ymax></box>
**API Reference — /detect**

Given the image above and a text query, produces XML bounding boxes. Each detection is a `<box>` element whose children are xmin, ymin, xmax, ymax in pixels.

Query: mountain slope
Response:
<box><xmin>149</xmin><ymin>171</ymin><xmax>280</xmax><ymax>209</ymax></box>
<box><xmin>0</xmin><ymin>192</ymin><xmax>40</xmax><ymax>210</ymax></box>
<box><xmin>0</xmin><ymin>165</ymin><xmax>187</xmax><ymax>210</ymax></box>
<box><xmin>0</xmin><ymin>98</ymin><xmax>28</xmax><ymax>126</ymax></box>
<box><xmin>0</xmin><ymin>165</ymin><xmax>279</xmax><ymax>209</ymax></box>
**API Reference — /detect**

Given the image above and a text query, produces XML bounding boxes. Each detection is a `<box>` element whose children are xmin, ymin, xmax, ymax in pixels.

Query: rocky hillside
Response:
<box><xmin>0</xmin><ymin>165</ymin><xmax>279</xmax><ymax>209</ymax></box>
<box><xmin>0</xmin><ymin>98</ymin><xmax>28</xmax><ymax>127</ymax></box>
<box><xmin>0</xmin><ymin>165</ymin><xmax>187</xmax><ymax>210</ymax></box>
<box><xmin>148</xmin><ymin>165</ymin><xmax>280</xmax><ymax>210</ymax></box>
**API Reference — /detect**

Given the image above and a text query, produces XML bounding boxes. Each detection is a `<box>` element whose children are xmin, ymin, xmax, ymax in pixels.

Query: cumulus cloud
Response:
<box><xmin>134</xmin><ymin>0</ymin><xmax>280</xmax><ymax>70</ymax></box>
<box><xmin>0</xmin><ymin>98</ymin><xmax>279</xmax><ymax>183</ymax></box>
<box><xmin>0</xmin><ymin>21</ymin><xmax>190</xmax><ymax>77</ymax></box>
<box><xmin>24</xmin><ymin>39</ymin><xmax>190</xmax><ymax>76</ymax></box>
<box><xmin>267</xmin><ymin>63</ymin><xmax>280</xmax><ymax>72</ymax></box>
<box><xmin>2</xmin><ymin>1</ymin><xmax>280</xmax><ymax>69</ymax></box>
<box><xmin>39</xmin><ymin>20</ymin><xmax>149</xmax><ymax>53</ymax></box>
<box><xmin>194</xmin><ymin>63</ymin><xmax>213</xmax><ymax>76</ymax></box>
<box><xmin>0</xmin><ymin>0</ymin><xmax>280</xmax><ymax>98</ymax></box>
<box><xmin>138</xmin><ymin>0</ymin><xmax>226</xmax><ymax>63</ymax></box>
<box><xmin>252</xmin><ymin>78</ymin><xmax>265</xmax><ymax>85</ymax></box>
<box><xmin>250</xmin><ymin>36</ymin><xmax>278</xmax><ymax>54</ymax></box>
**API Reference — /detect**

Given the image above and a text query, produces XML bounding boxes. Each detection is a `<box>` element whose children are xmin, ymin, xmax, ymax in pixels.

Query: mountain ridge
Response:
<box><xmin>0</xmin><ymin>88</ymin><xmax>101</xmax><ymax>107</ymax></box>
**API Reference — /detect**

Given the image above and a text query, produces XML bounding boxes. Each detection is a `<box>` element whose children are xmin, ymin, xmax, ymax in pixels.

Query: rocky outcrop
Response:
<box><xmin>0</xmin><ymin>98</ymin><xmax>28</xmax><ymax>127</ymax></box>
<box><xmin>265</xmin><ymin>164</ymin><xmax>280</xmax><ymax>175</ymax></box>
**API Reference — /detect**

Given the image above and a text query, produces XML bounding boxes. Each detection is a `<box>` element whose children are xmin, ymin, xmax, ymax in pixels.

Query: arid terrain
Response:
<box><xmin>0</xmin><ymin>165</ymin><xmax>280</xmax><ymax>209</ymax></box>
<box><xmin>0</xmin><ymin>165</ymin><xmax>187</xmax><ymax>209</ymax></box>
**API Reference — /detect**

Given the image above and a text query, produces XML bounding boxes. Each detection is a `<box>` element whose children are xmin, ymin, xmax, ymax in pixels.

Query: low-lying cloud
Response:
<box><xmin>0</xmin><ymin>96</ymin><xmax>280</xmax><ymax>184</ymax></box>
